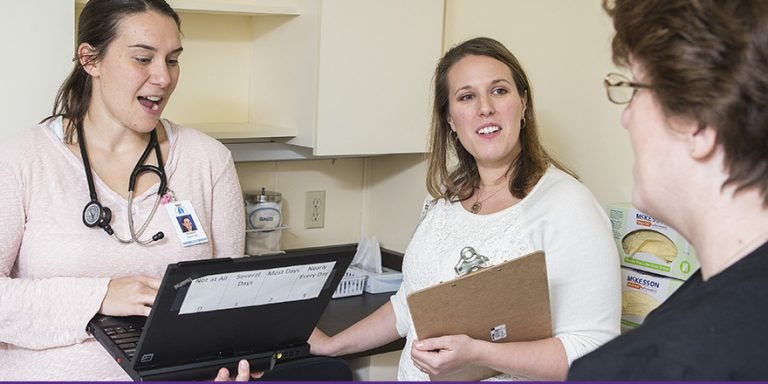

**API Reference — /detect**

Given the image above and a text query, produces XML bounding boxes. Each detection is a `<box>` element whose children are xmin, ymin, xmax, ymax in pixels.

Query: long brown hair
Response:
<box><xmin>426</xmin><ymin>37</ymin><xmax>575</xmax><ymax>202</ymax></box>
<box><xmin>46</xmin><ymin>0</ymin><xmax>181</xmax><ymax>144</ymax></box>
<box><xmin>604</xmin><ymin>0</ymin><xmax>768</xmax><ymax>206</ymax></box>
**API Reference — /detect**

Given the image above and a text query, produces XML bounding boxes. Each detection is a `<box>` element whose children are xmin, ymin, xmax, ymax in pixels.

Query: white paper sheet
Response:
<box><xmin>178</xmin><ymin>261</ymin><xmax>336</xmax><ymax>314</ymax></box>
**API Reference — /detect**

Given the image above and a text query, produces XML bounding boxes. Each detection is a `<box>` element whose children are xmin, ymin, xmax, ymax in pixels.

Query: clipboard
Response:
<box><xmin>406</xmin><ymin>251</ymin><xmax>552</xmax><ymax>381</ymax></box>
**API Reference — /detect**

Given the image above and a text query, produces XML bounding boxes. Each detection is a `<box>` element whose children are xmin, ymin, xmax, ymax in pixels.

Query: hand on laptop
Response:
<box><xmin>99</xmin><ymin>275</ymin><xmax>161</xmax><ymax>317</ymax></box>
<box><xmin>214</xmin><ymin>359</ymin><xmax>263</xmax><ymax>381</ymax></box>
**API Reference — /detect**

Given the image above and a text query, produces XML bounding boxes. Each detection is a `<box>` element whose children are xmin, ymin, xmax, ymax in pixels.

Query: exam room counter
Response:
<box><xmin>316</xmin><ymin>249</ymin><xmax>405</xmax><ymax>360</ymax></box>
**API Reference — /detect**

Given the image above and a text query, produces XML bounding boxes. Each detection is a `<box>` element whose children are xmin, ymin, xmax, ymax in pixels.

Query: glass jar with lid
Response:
<box><xmin>244</xmin><ymin>188</ymin><xmax>283</xmax><ymax>255</ymax></box>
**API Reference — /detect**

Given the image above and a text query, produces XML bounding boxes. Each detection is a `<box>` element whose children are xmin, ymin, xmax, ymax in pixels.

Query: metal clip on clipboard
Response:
<box><xmin>454</xmin><ymin>246</ymin><xmax>492</xmax><ymax>276</ymax></box>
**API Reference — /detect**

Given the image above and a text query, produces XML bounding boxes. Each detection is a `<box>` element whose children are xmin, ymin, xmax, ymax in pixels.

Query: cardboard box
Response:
<box><xmin>608</xmin><ymin>203</ymin><xmax>699</xmax><ymax>280</ymax></box>
<box><xmin>620</xmin><ymin>267</ymin><xmax>684</xmax><ymax>333</ymax></box>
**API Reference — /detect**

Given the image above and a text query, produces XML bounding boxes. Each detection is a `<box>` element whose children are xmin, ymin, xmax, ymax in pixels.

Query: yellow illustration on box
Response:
<box><xmin>608</xmin><ymin>203</ymin><xmax>700</xmax><ymax>280</ymax></box>
<box><xmin>620</xmin><ymin>267</ymin><xmax>684</xmax><ymax>333</ymax></box>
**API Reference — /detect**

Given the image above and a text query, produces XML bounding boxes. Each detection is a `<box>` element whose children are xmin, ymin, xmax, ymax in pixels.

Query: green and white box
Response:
<box><xmin>608</xmin><ymin>203</ymin><xmax>699</xmax><ymax>280</ymax></box>
<box><xmin>620</xmin><ymin>267</ymin><xmax>684</xmax><ymax>333</ymax></box>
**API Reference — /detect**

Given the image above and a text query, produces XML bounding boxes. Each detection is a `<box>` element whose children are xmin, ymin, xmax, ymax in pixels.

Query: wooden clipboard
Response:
<box><xmin>406</xmin><ymin>251</ymin><xmax>552</xmax><ymax>381</ymax></box>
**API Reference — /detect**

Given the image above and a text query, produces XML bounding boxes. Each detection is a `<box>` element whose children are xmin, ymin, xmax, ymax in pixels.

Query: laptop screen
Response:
<box><xmin>131</xmin><ymin>244</ymin><xmax>354</xmax><ymax>371</ymax></box>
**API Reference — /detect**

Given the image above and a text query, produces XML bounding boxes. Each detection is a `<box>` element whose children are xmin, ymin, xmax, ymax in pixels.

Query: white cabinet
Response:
<box><xmin>74</xmin><ymin>0</ymin><xmax>304</xmax><ymax>144</ymax></box>
<box><xmin>72</xmin><ymin>0</ymin><xmax>444</xmax><ymax>156</ymax></box>
<box><xmin>302</xmin><ymin>0</ymin><xmax>445</xmax><ymax>156</ymax></box>
<box><xmin>134</xmin><ymin>0</ymin><xmax>444</xmax><ymax>156</ymax></box>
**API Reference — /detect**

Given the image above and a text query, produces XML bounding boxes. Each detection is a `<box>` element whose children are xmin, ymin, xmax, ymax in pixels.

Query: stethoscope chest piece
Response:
<box><xmin>82</xmin><ymin>200</ymin><xmax>111</xmax><ymax>228</ymax></box>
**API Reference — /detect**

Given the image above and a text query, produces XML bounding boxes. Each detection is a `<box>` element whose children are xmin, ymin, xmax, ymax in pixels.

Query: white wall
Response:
<box><xmin>234</xmin><ymin>154</ymin><xmax>428</xmax><ymax>254</ymax></box>
<box><xmin>0</xmin><ymin>2</ymin><xmax>73</xmax><ymax>139</ymax></box>
<box><xmin>362</xmin><ymin>154</ymin><xmax>428</xmax><ymax>252</ymax></box>
<box><xmin>235</xmin><ymin>158</ymin><xmax>365</xmax><ymax>250</ymax></box>
<box><xmin>444</xmin><ymin>0</ymin><xmax>633</xmax><ymax>206</ymax></box>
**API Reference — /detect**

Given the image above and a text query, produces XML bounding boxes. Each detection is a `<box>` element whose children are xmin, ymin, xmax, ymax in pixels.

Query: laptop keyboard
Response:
<box><xmin>104</xmin><ymin>323</ymin><xmax>144</xmax><ymax>359</ymax></box>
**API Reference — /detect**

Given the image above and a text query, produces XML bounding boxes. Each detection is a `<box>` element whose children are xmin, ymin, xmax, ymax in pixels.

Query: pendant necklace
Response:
<box><xmin>470</xmin><ymin>183</ymin><xmax>507</xmax><ymax>214</ymax></box>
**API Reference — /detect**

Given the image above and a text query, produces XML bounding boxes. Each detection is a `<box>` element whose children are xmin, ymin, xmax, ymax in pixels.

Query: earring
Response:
<box><xmin>449</xmin><ymin>129</ymin><xmax>461</xmax><ymax>146</ymax></box>
<box><xmin>520</xmin><ymin>117</ymin><xmax>527</xmax><ymax>129</ymax></box>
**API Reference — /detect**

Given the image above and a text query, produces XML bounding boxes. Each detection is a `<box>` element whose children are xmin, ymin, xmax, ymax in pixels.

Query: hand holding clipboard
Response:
<box><xmin>406</xmin><ymin>251</ymin><xmax>552</xmax><ymax>381</ymax></box>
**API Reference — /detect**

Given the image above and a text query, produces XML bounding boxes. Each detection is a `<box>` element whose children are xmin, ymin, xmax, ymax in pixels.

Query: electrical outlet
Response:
<box><xmin>304</xmin><ymin>190</ymin><xmax>326</xmax><ymax>229</ymax></box>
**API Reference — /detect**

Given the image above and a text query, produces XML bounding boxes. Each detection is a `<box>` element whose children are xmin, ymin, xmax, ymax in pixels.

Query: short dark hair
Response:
<box><xmin>48</xmin><ymin>0</ymin><xmax>181</xmax><ymax>143</ymax></box>
<box><xmin>604</xmin><ymin>0</ymin><xmax>768</xmax><ymax>205</ymax></box>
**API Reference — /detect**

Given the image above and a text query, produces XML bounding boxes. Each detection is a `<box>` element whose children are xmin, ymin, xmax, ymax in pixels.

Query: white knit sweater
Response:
<box><xmin>390</xmin><ymin>166</ymin><xmax>621</xmax><ymax>381</ymax></box>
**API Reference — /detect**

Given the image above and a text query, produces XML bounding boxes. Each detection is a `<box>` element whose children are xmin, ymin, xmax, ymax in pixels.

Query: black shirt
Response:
<box><xmin>568</xmin><ymin>242</ymin><xmax>768</xmax><ymax>380</ymax></box>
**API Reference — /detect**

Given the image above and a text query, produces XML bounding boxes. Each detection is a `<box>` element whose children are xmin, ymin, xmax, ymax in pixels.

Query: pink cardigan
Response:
<box><xmin>0</xmin><ymin>117</ymin><xmax>245</xmax><ymax>380</ymax></box>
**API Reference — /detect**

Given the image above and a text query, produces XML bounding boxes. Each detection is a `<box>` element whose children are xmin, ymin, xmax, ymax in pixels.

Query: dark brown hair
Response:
<box><xmin>47</xmin><ymin>0</ymin><xmax>181</xmax><ymax>143</ymax></box>
<box><xmin>604</xmin><ymin>0</ymin><xmax>768</xmax><ymax>205</ymax></box>
<box><xmin>426</xmin><ymin>37</ymin><xmax>575</xmax><ymax>202</ymax></box>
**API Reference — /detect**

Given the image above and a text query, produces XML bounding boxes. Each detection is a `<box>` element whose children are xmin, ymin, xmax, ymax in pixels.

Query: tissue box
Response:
<box><xmin>608</xmin><ymin>203</ymin><xmax>699</xmax><ymax>280</ymax></box>
<box><xmin>353</xmin><ymin>267</ymin><xmax>403</xmax><ymax>294</ymax></box>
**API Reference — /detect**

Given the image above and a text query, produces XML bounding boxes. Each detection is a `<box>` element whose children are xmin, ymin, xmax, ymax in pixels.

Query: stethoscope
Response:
<box><xmin>78</xmin><ymin>123</ymin><xmax>167</xmax><ymax>245</ymax></box>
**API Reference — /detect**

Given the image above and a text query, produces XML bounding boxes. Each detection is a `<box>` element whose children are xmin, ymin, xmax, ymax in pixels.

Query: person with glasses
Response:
<box><xmin>569</xmin><ymin>0</ymin><xmax>768</xmax><ymax>380</ymax></box>
<box><xmin>602</xmin><ymin>72</ymin><xmax>650</xmax><ymax>105</ymax></box>
<box><xmin>309</xmin><ymin>37</ymin><xmax>620</xmax><ymax>381</ymax></box>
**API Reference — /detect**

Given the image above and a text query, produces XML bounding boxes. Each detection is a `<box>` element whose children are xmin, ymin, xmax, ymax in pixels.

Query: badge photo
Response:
<box><xmin>165</xmin><ymin>200</ymin><xmax>209</xmax><ymax>247</ymax></box>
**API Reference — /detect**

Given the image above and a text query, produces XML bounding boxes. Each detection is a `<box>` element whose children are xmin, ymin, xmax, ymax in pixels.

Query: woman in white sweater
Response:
<box><xmin>309</xmin><ymin>37</ymin><xmax>620</xmax><ymax>380</ymax></box>
<box><xmin>0</xmin><ymin>0</ymin><xmax>251</xmax><ymax>380</ymax></box>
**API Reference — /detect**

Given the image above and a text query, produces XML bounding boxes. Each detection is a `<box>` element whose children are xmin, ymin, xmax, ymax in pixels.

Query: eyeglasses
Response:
<box><xmin>603</xmin><ymin>72</ymin><xmax>651</xmax><ymax>104</ymax></box>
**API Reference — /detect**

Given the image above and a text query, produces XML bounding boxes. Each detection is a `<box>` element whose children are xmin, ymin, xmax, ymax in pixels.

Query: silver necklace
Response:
<box><xmin>470</xmin><ymin>184</ymin><xmax>507</xmax><ymax>214</ymax></box>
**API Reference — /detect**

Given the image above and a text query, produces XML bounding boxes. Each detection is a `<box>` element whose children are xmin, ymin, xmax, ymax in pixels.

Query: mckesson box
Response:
<box><xmin>608</xmin><ymin>203</ymin><xmax>699</xmax><ymax>280</ymax></box>
<box><xmin>620</xmin><ymin>267</ymin><xmax>684</xmax><ymax>333</ymax></box>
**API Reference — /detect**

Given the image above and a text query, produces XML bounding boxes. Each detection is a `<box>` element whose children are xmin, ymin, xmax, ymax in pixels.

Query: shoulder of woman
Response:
<box><xmin>521</xmin><ymin>167</ymin><xmax>608</xmax><ymax>222</ymax></box>
<box><xmin>531</xmin><ymin>166</ymin><xmax>594</xmax><ymax>201</ymax></box>
<box><xmin>0</xmin><ymin>123</ymin><xmax>55</xmax><ymax>163</ymax></box>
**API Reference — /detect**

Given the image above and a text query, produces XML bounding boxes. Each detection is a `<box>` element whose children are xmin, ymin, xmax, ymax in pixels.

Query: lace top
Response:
<box><xmin>390</xmin><ymin>166</ymin><xmax>621</xmax><ymax>381</ymax></box>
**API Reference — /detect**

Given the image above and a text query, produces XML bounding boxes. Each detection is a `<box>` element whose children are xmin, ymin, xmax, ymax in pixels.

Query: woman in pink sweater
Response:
<box><xmin>0</xmin><ymin>0</ymin><xmax>251</xmax><ymax>380</ymax></box>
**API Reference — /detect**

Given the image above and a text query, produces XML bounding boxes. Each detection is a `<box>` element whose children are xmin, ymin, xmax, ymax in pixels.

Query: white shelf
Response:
<box><xmin>226</xmin><ymin>142</ymin><xmax>317</xmax><ymax>162</ymax></box>
<box><xmin>184</xmin><ymin>122</ymin><xmax>297</xmax><ymax>144</ymax></box>
<box><xmin>245</xmin><ymin>225</ymin><xmax>289</xmax><ymax>233</ymax></box>
<box><xmin>168</xmin><ymin>0</ymin><xmax>300</xmax><ymax>16</ymax></box>
<box><xmin>75</xmin><ymin>0</ymin><xmax>301</xmax><ymax>16</ymax></box>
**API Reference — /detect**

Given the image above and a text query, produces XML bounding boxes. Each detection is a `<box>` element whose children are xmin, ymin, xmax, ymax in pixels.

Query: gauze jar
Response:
<box><xmin>244</xmin><ymin>188</ymin><xmax>283</xmax><ymax>255</ymax></box>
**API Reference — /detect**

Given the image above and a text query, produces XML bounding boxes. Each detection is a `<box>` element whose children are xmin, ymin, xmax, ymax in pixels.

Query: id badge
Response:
<box><xmin>165</xmin><ymin>200</ymin><xmax>209</xmax><ymax>247</ymax></box>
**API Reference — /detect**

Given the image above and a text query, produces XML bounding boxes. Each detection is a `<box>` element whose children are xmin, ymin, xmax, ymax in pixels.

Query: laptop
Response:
<box><xmin>87</xmin><ymin>244</ymin><xmax>355</xmax><ymax>381</ymax></box>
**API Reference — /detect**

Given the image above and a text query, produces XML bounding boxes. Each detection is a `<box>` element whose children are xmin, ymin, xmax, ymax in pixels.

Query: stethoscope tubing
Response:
<box><xmin>126</xmin><ymin>129</ymin><xmax>167</xmax><ymax>244</ymax></box>
<box><xmin>77</xmin><ymin>123</ymin><xmax>168</xmax><ymax>245</ymax></box>
<box><xmin>128</xmin><ymin>129</ymin><xmax>167</xmax><ymax>195</ymax></box>
<box><xmin>127</xmin><ymin>189</ymin><xmax>164</xmax><ymax>244</ymax></box>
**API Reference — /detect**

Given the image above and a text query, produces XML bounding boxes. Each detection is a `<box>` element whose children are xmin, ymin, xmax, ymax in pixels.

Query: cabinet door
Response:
<box><xmin>313</xmin><ymin>0</ymin><xmax>444</xmax><ymax>156</ymax></box>
<box><xmin>0</xmin><ymin>2</ymin><xmax>73</xmax><ymax>139</ymax></box>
